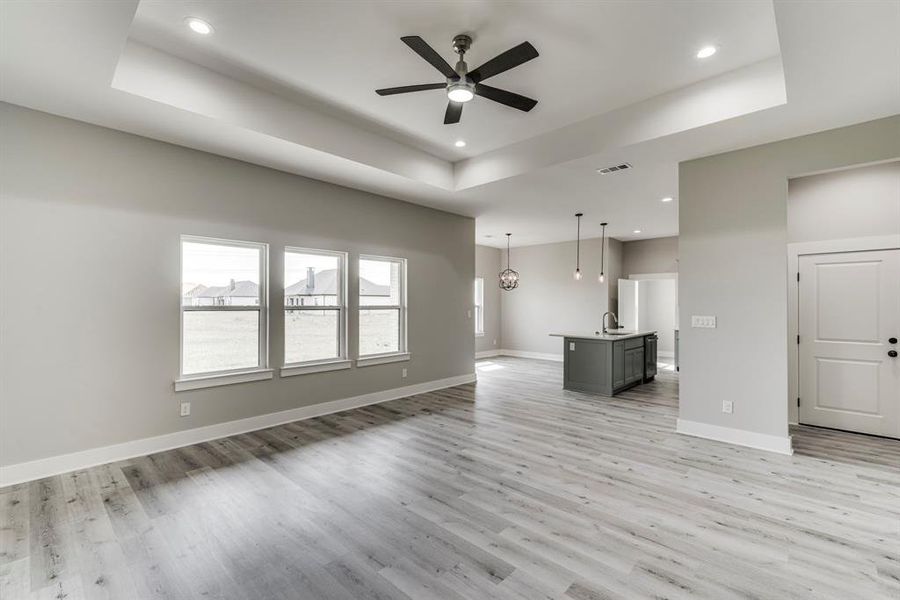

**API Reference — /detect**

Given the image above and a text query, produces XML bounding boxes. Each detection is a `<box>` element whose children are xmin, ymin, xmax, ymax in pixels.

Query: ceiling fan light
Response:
<box><xmin>447</xmin><ymin>82</ymin><xmax>475</xmax><ymax>103</ymax></box>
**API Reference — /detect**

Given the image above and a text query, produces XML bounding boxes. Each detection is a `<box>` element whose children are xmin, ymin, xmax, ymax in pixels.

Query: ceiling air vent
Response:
<box><xmin>596</xmin><ymin>163</ymin><xmax>632</xmax><ymax>175</ymax></box>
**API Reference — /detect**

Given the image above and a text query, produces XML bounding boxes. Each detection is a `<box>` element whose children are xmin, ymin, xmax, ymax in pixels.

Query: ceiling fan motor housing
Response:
<box><xmin>452</xmin><ymin>34</ymin><xmax>472</xmax><ymax>79</ymax></box>
<box><xmin>452</xmin><ymin>34</ymin><xmax>472</xmax><ymax>55</ymax></box>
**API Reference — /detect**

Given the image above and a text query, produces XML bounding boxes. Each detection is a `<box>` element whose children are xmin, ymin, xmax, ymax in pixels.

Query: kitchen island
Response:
<box><xmin>550</xmin><ymin>331</ymin><xmax>658</xmax><ymax>396</ymax></box>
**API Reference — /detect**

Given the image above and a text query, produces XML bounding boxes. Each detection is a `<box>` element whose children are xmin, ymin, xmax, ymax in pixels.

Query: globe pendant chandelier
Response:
<box><xmin>499</xmin><ymin>233</ymin><xmax>519</xmax><ymax>291</ymax></box>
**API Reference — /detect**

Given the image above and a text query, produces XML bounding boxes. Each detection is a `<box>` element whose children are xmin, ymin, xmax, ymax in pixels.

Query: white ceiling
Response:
<box><xmin>129</xmin><ymin>1</ymin><xmax>780</xmax><ymax>159</ymax></box>
<box><xmin>1</xmin><ymin>1</ymin><xmax>898</xmax><ymax>248</ymax></box>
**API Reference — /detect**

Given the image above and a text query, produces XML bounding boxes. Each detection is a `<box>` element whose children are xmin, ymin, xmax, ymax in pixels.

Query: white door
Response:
<box><xmin>799</xmin><ymin>249</ymin><xmax>900</xmax><ymax>438</ymax></box>
<box><xmin>618</xmin><ymin>279</ymin><xmax>639</xmax><ymax>330</ymax></box>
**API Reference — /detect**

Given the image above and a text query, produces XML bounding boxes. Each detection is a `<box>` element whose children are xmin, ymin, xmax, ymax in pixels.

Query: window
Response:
<box><xmin>474</xmin><ymin>277</ymin><xmax>485</xmax><ymax>336</ymax></box>
<box><xmin>284</xmin><ymin>248</ymin><xmax>347</xmax><ymax>370</ymax></box>
<box><xmin>179</xmin><ymin>236</ymin><xmax>268</xmax><ymax>386</ymax></box>
<box><xmin>358</xmin><ymin>256</ymin><xmax>407</xmax><ymax>363</ymax></box>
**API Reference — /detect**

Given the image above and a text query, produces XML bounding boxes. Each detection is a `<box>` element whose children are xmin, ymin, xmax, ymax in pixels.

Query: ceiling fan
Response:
<box><xmin>376</xmin><ymin>34</ymin><xmax>539</xmax><ymax>124</ymax></box>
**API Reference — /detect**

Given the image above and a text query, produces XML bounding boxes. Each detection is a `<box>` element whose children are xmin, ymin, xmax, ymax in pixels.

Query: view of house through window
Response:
<box><xmin>284</xmin><ymin>249</ymin><xmax>345</xmax><ymax>364</ymax></box>
<box><xmin>474</xmin><ymin>277</ymin><xmax>484</xmax><ymax>335</ymax></box>
<box><xmin>359</xmin><ymin>256</ymin><xmax>405</xmax><ymax>356</ymax></box>
<box><xmin>181</xmin><ymin>237</ymin><xmax>266</xmax><ymax>376</ymax></box>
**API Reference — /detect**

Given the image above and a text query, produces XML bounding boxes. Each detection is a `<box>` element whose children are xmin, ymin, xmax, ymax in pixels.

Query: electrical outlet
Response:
<box><xmin>467</xmin><ymin>309</ymin><xmax>472</xmax><ymax>319</ymax></box>
<box><xmin>722</xmin><ymin>400</ymin><xmax>733</xmax><ymax>414</ymax></box>
<box><xmin>692</xmin><ymin>315</ymin><xmax>717</xmax><ymax>328</ymax></box>
<box><xmin>180</xmin><ymin>401</ymin><xmax>191</xmax><ymax>417</ymax></box>
<box><xmin>493</xmin><ymin>339</ymin><xmax>497</xmax><ymax>346</ymax></box>
<box><xmin>401</xmin><ymin>368</ymin><xmax>407</xmax><ymax>378</ymax></box>
<box><xmin>569</xmin><ymin>342</ymin><xmax>576</xmax><ymax>351</ymax></box>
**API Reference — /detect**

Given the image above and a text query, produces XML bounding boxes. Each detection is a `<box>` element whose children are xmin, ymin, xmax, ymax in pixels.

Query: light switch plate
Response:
<box><xmin>692</xmin><ymin>315</ymin><xmax>717</xmax><ymax>328</ymax></box>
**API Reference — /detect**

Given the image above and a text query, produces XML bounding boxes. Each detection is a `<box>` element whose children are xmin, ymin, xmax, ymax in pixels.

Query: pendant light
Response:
<box><xmin>499</xmin><ymin>233</ymin><xmax>519</xmax><ymax>291</ymax></box>
<box><xmin>574</xmin><ymin>213</ymin><xmax>584</xmax><ymax>280</ymax></box>
<box><xmin>598</xmin><ymin>222</ymin><xmax>608</xmax><ymax>283</ymax></box>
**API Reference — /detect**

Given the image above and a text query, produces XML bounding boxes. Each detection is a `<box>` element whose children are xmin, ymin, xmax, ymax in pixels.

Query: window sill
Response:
<box><xmin>356</xmin><ymin>352</ymin><xmax>410</xmax><ymax>367</ymax></box>
<box><xmin>281</xmin><ymin>359</ymin><xmax>352</xmax><ymax>378</ymax></box>
<box><xmin>175</xmin><ymin>369</ymin><xmax>274</xmax><ymax>392</ymax></box>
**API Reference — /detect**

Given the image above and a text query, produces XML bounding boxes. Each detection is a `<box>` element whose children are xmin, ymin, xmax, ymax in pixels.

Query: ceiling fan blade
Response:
<box><xmin>468</xmin><ymin>41</ymin><xmax>538</xmax><ymax>83</ymax></box>
<box><xmin>475</xmin><ymin>84</ymin><xmax>537</xmax><ymax>112</ymax></box>
<box><xmin>401</xmin><ymin>36</ymin><xmax>458</xmax><ymax>79</ymax></box>
<box><xmin>444</xmin><ymin>101</ymin><xmax>463</xmax><ymax>124</ymax></box>
<box><xmin>376</xmin><ymin>83</ymin><xmax>446</xmax><ymax>96</ymax></box>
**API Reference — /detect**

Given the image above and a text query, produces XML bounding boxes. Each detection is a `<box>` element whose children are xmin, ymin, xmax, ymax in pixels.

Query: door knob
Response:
<box><xmin>890</xmin><ymin>337</ymin><xmax>898</xmax><ymax>344</ymax></box>
<box><xmin>889</xmin><ymin>350</ymin><xmax>899</xmax><ymax>358</ymax></box>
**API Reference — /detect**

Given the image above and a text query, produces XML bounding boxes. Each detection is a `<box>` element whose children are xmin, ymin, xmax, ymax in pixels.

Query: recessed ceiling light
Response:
<box><xmin>633</xmin><ymin>229</ymin><xmax>642</xmax><ymax>234</ymax></box>
<box><xmin>454</xmin><ymin>140</ymin><xmax>467</xmax><ymax>148</ymax></box>
<box><xmin>696</xmin><ymin>46</ymin><xmax>717</xmax><ymax>59</ymax></box>
<box><xmin>185</xmin><ymin>17</ymin><xmax>213</xmax><ymax>35</ymax></box>
<box><xmin>661</xmin><ymin>196</ymin><xmax>673</xmax><ymax>203</ymax></box>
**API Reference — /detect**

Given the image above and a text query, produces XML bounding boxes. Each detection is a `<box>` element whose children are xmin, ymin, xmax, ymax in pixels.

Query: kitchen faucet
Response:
<box><xmin>602</xmin><ymin>311</ymin><xmax>619</xmax><ymax>334</ymax></box>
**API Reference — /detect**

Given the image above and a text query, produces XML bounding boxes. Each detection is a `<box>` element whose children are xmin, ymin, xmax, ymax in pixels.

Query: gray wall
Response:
<box><xmin>500</xmin><ymin>237</ymin><xmax>623</xmax><ymax>357</ymax></box>
<box><xmin>622</xmin><ymin>236</ymin><xmax>679</xmax><ymax>355</ymax></box>
<box><xmin>0</xmin><ymin>104</ymin><xmax>475</xmax><ymax>467</ymax></box>
<box><xmin>475</xmin><ymin>245</ymin><xmax>502</xmax><ymax>353</ymax></box>
<box><xmin>788</xmin><ymin>160</ymin><xmax>899</xmax><ymax>243</ymax></box>
<box><xmin>679</xmin><ymin>115</ymin><xmax>900</xmax><ymax>439</ymax></box>
<box><xmin>622</xmin><ymin>236</ymin><xmax>679</xmax><ymax>276</ymax></box>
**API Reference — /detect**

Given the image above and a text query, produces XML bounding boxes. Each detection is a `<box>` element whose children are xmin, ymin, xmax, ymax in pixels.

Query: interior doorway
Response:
<box><xmin>618</xmin><ymin>273</ymin><xmax>678</xmax><ymax>372</ymax></box>
<box><xmin>797</xmin><ymin>249</ymin><xmax>900</xmax><ymax>438</ymax></box>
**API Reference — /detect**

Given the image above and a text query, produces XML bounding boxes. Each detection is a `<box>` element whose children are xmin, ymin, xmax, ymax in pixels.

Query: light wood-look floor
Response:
<box><xmin>2</xmin><ymin>357</ymin><xmax>899</xmax><ymax>599</ymax></box>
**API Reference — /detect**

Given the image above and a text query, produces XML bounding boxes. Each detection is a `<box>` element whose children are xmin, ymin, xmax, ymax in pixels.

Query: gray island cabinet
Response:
<box><xmin>550</xmin><ymin>331</ymin><xmax>658</xmax><ymax>396</ymax></box>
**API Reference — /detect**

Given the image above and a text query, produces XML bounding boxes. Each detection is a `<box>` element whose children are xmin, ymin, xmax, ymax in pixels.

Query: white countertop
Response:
<box><xmin>549</xmin><ymin>330</ymin><xmax>657</xmax><ymax>341</ymax></box>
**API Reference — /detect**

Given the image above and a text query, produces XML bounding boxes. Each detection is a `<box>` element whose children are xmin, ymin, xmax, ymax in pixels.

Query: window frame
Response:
<box><xmin>177</xmin><ymin>235</ymin><xmax>270</xmax><ymax>390</ymax></box>
<box><xmin>357</xmin><ymin>255</ymin><xmax>408</xmax><ymax>366</ymax></box>
<box><xmin>282</xmin><ymin>246</ymin><xmax>350</xmax><ymax>376</ymax></box>
<box><xmin>474</xmin><ymin>277</ymin><xmax>485</xmax><ymax>336</ymax></box>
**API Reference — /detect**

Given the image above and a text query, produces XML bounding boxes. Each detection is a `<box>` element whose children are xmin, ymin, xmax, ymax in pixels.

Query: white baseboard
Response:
<box><xmin>676</xmin><ymin>418</ymin><xmax>793</xmax><ymax>455</ymax></box>
<box><xmin>475</xmin><ymin>349</ymin><xmax>563</xmax><ymax>362</ymax></box>
<box><xmin>480</xmin><ymin>349</ymin><xmax>667</xmax><ymax>364</ymax></box>
<box><xmin>496</xmin><ymin>349</ymin><xmax>564</xmax><ymax>362</ymax></box>
<box><xmin>0</xmin><ymin>373</ymin><xmax>476</xmax><ymax>487</ymax></box>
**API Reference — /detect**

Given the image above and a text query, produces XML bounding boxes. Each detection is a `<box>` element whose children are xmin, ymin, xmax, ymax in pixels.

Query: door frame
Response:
<box><xmin>627</xmin><ymin>272</ymin><xmax>678</xmax><ymax>358</ymax></box>
<box><xmin>787</xmin><ymin>235</ymin><xmax>900</xmax><ymax>424</ymax></box>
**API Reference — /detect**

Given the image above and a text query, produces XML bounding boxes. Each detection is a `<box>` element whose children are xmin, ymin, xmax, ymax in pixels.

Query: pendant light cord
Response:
<box><xmin>576</xmin><ymin>215</ymin><xmax>581</xmax><ymax>270</ymax></box>
<box><xmin>600</xmin><ymin>223</ymin><xmax>607</xmax><ymax>277</ymax></box>
<box><xmin>506</xmin><ymin>233</ymin><xmax>511</xmax><ymax>270</ymax></box>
